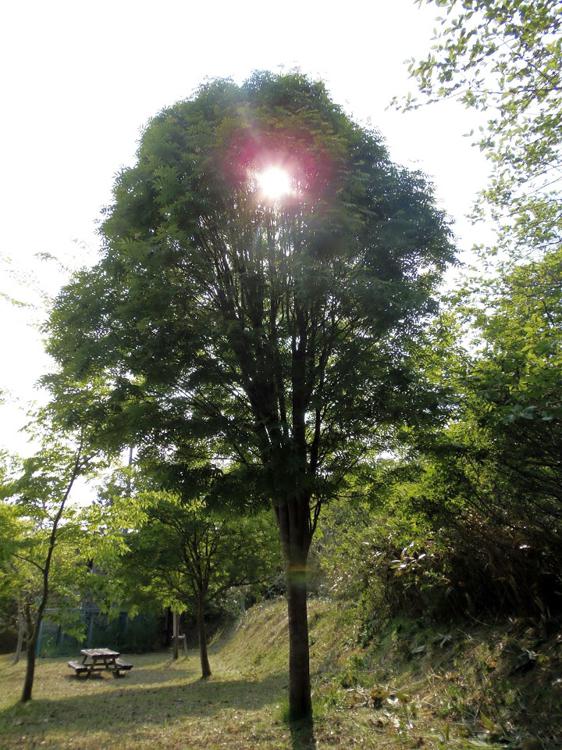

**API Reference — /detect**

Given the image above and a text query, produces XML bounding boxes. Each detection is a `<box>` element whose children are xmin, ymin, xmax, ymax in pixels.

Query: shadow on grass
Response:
<box><xmin>0</xmin><ymin>672</ymin><xmax>286</xmax><ymax>744</ymax></box>
<box><xmin>62</xmin><ymin>666</ymin><xmax>193</xmax><ymax>687</ymax></box>
<box><xmin>289</xmin><ymin>718</ymin><xmax>316</xmax><ymax>750</ymax></box>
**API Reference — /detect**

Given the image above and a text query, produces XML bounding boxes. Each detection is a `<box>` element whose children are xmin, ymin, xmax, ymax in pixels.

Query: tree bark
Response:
<box><xmin>276</xmin><ymin>499</ymin><xmax>313</xmax><ymax>722</ymax></box>
<box><xmin>21</xmin><ymin>603</ymin><xmax>36</xmax><ymax>703</ymax></box>
<box><xmin>22</xmin><ymin>639</ymin><xmax>37</xmax><ymax>703</ymax></box>
<box><xmin>286</xmin><ymin>564</ymin><xmax>312</xmax><ymax>721</ymax></box>
<box><xmin>196</xmin><ymin>595</ymin><xmax>211</xmax><ymax>679</ymax></box>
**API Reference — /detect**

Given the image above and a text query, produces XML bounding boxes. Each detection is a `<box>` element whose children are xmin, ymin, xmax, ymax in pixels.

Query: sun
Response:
<box><xmin>253</xmin><ymin>166</ymin><xmax>294</xmax><ymax>202</ymax></box>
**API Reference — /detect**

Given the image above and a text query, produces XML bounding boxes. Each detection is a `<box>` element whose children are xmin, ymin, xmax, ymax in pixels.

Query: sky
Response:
<box><xmin>0</xmin><ymin>0</ymin><xmax>492</xmax><ymax>454</ymax></box>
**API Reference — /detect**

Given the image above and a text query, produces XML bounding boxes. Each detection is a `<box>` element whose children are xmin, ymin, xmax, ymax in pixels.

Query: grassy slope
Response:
<box><xmin>0</xmin><ymin>599</ymin><xmax>560</xmax><ymax>749</ymax></box>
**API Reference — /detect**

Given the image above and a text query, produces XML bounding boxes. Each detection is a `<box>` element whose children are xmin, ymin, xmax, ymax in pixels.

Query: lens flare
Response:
<box><xmin>253</xmin><ymin>166</ymin><xmax>294</xmax><ymax>202</ymax></box>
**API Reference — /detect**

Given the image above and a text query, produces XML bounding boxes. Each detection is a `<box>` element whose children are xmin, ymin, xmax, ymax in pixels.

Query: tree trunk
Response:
<box><xmin>21</xmin><ymin>604</ymin><xmax>36</xmax><ymax>703</ymax></box>
<box><xmin>22</xmin><ymin>637</ymin><xmax>37</xmax><ymax>703</ymax></box>
<box><xmin>276</xmin><ymin>499</ymin><xmax>313</xmax><ymax>722</ymax></box>
<box><xmin>286</xmin><ymin>563</ymin><xmax>312</xmax><ymax>721</ymax></box>
<box><xmin>196</xmin><ymin>595</ymin><xmax>211</xmax><ymax>679</ymax></box>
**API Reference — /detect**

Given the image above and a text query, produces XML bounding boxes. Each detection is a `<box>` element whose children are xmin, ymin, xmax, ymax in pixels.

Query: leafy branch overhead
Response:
<box><xmin>400</xmin><ymin>0</ymin><xmax>561</xmax><ymax>254</ymax></box>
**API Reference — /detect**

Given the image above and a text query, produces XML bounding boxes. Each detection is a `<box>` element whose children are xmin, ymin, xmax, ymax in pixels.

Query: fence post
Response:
<box><xmin>172</xmin><ymin>611</ymin><xmax>179</xmax><ymax>660</ymax></box>
<box><xmin>87</xmin><ymin>611</ymin><xmax>95</xmax><ymax>647</ymax></box>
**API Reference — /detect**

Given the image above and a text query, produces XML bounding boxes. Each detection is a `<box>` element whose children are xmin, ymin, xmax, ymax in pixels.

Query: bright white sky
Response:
<box><xmin>0</xmin><ymin>0</ymin><xmax>492</xmax><ymax>455</ymax></box>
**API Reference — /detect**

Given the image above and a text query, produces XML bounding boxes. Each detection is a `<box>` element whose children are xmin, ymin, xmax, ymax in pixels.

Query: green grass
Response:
<box><xmin>0</xmin><ymin>600</ymin><xmax>559</xmax><ymax>749</ymax></box>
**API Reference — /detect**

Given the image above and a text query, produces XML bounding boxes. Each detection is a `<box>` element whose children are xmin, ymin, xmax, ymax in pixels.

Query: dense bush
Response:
<box><xmin>315</xmin><ymin>490</ymin><xmax>456</xmax><ymax>636</ymax></box>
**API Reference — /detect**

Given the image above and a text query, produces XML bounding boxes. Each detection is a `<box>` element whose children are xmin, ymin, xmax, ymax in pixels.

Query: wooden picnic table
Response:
<box><xmin>81</xmin><ymin>648</ymin><xmax>120</xmax><ymax>670</ymax></box>
<box><xmin>68</xmin><ymin>648</ymin><xmax>133</xmax><ymax>678</ymax></box>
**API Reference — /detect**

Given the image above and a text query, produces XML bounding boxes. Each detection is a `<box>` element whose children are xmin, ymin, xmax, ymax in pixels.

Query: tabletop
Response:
<box><xmin>81</xmin><ymin>648</ymin><xmax>120</xmax><ymax>658</ymax></box>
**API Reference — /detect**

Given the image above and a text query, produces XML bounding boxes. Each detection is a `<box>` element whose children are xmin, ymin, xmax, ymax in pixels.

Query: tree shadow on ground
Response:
<box><xmin>289</xmin><ymin>718</ymin><xmax>317</xmax><ymax>750</ymax></box>
<box><xmin>62</xmin><ymin>664</ymin><xmax>195</xmax><ymax>687</ymax></box>
<box><xmin>0</xmin><ymin>672</ymin><xmax>286</xmax><ymax>746</ymax></box>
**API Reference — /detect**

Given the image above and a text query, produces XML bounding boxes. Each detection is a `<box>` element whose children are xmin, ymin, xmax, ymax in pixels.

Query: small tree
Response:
<box><xmin>1</xmin><ymin>438</ymin><xmax>93</xmax><ymax>702</ymax></box>
<box><xmin>47</xmin><ymin>73</ymin><xmax>453</xmax><ymax>719</ymax></box>
<box><xmin>111</xmin><ymin>489</ymin><xmax>278</xmax><ymax>678</ymax></box>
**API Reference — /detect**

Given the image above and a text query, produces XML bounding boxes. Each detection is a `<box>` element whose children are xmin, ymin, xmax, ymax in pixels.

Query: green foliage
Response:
<box><xmin>402</xmin><ymin>0</ymin><xmax>561</xmax><ymax>255</ymax></box>
<box><xmin>388</xmin><ymin>2</ymin><xmax>562</xmax><ymax>617</ymax></box>
<box><xmin>0</xmin><ymin>496</ymin><xmax>26</xmax><ymax>636</ymax></box>
<box><xmin>318</xmin><ymin>241</ymin><xmax>562</xmax><ymax>622</ymax></box>
<box><xmin>0</xmin><ymin>447</ymin><xmax>88</xmax><ymax>595</ymax></box>
<box><xmin>465</xmin><ymin>248</ymin><xmax>561</xmax><ymax>460</ymax></box>
<box><xmin>46</xmin><ymin>70</ymin><xmax>453</xmax><ymax>517</ymax></box>
<box><xmin>315</xmin><ymin>484</ymin><xmax>457</xmax><ymax>632</ymax></box>
<box><xmin>377</xmin><ymin>248</ymin><xmax>562</xmax><ymax>617</ymax></box>
<box><xmin>0</xmin><ymin>445</ymin><xmax>93</xmax><ymax>664</ymax></box>
<box><xmin>89</xmin><ymin>461</ymin><xmax>281</xmax><ymax>620</ymax></box>
<box><xmin>0</xmin><ymin>414</ymin><xmax>108</xmax><ymax>704</ymax></box>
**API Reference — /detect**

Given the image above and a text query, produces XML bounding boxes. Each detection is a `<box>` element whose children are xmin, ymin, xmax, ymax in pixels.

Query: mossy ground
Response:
<box><xmin>0</xmin><ymin>600</ymin><xmax>560</xmax><ymax>749</ymax></box>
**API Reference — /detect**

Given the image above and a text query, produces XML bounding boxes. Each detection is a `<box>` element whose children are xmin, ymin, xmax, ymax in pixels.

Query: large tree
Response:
<box><xmin>47</xmin><ymin>72</ymin><xmax>453</xmax><ymax>720</ymax></box>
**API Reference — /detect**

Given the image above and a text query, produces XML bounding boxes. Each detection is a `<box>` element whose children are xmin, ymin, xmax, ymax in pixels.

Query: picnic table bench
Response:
<box><xmin>67</xmin><ymin>648</ymin><xmax>133</xmax><ymax>678</ymax></box>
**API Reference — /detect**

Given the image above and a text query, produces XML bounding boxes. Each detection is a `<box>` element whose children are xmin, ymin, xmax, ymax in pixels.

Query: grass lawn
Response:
<box><xmin>0</xmin><ymin>647</ymin><xmax>472</xmax><ymax>750</ymax></box>
<box><xmin>1</xmin><ymin>600</ymin><xmax>557</xmax><ymax>749</ymax></box>
<box><xmin>0</xmin><ymin>649</ymin><xmax>293</xmax><ymax>749</ymax></box>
